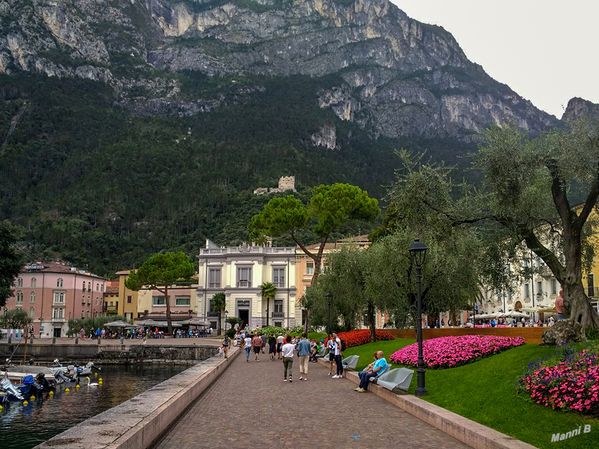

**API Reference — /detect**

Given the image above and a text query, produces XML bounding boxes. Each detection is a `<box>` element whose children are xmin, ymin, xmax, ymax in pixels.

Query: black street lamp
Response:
<box><xmin>409</xmin><ymin>238</ymin><xmax>428</xmax><ymax>397</ymax></box>
<box><xmin>325</xmin><ymin>292</ymin><xmax>332</xmax><ymax>336</ymax></box>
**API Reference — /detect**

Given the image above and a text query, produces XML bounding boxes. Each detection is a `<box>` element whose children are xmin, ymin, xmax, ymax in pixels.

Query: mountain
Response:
<box><xmin>0</xmin><ymin>0</ymin><xmax>565</xmax><ymax>274</ymax></box>
<box><xmin>562</xmin><ymin>97</ymin><xmax>599</xmax><ymax>124</ymax></box>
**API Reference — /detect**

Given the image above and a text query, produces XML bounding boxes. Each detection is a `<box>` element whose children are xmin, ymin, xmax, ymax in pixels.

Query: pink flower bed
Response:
<box><xmin>389</xmin><ymin>335</ymin><xmax>525</xmax><ymax>369</ymax></box>
<box><xmin>518</xmin><ymin>348</ymin><xmax>599</xmax><ymax>414</ymax></box>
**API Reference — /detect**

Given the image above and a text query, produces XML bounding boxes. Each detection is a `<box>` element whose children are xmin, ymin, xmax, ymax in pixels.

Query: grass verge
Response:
<box><xmin>343</xmin><ymin>340</ymin><xmax>598</xmax><ymax>449</ymax></box>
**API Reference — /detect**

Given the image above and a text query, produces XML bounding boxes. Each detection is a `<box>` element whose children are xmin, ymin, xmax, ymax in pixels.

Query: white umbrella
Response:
<box><xmin>104</xmin><ymin>320</ymin><xmax>132</xmax><ymax>328</ymax></box>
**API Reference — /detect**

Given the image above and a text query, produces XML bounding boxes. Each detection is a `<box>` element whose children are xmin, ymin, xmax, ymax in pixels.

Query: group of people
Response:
<box><xmin>226</xmin><ymin>330</ymin><xmax>389</xmax><ymax>392</ymax></box>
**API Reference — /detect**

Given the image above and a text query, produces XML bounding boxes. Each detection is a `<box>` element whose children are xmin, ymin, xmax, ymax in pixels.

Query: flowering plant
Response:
<box><xmin>389</xmin><ymin>335</ymin><xmax>525</xmax><ymax>369</ymax></box>
<box><xmin>325</xmin><ymin>329</ymin><xmax>395</xmax><ymax>348</ymax></box>
<box><xmin>517</xmin><ymin>346</ymin><xmax>599</xmax><ymax>414</ymax></box>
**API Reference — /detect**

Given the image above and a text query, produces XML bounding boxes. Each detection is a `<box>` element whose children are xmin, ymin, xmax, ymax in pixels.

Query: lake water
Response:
<box><xmin>0</xmin><ymin>363</ymin><xmax>188</xmax><ymax>449</ymax></box>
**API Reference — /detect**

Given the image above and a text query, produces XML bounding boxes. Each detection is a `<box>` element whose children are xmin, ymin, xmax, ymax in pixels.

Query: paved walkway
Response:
<box><xmin>154</xmin><ymin>352</ymin><xmax>470</xmax><ymax>449</ymax></box>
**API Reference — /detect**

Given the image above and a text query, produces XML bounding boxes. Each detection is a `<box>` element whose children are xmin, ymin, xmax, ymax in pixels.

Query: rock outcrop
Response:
<box><xmin>0</xmin><ymin>0</ymin><xmax>561</xmax><ymax>141</ymax></box>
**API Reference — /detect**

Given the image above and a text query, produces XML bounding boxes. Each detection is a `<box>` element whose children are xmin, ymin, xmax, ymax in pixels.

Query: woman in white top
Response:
<box><xmin>244</xmin><ymin>335</ymin><xmax>252</xmax><ymax>362</ymax></box>
<box><xmin>281</xmin><ymin>335</ymin><xmax>295</xmax><ymax>382</ymax></box>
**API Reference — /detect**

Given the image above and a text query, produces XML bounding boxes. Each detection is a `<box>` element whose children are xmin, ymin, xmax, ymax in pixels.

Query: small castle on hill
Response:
<box><xmin>253</xmin><ymin>176</ymin><xmax>296</xmax><ymax>195</ymax></box>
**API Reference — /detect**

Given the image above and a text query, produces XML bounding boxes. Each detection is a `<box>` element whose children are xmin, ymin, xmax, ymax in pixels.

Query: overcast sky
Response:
<box><xmin>391</xmin><ymin>1</ymin><xmax>599</xmax><ymax>119</ymax></box>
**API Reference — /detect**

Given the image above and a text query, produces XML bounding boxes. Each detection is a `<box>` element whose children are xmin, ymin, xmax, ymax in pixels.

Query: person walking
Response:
<box><xmin>221</xmin><ymin>335</ymin><xmax>230</xmax><ymax>359</ymax></box>
<box><xmin>281</xmin><ymin>335</ymin><xmax>295</xmax><ymax>382</ymax></box>
<box><xmin>252</xmin><ymin>333</ymin><xmax>262</xmax><ymax>361</ymax></box>
<box><xmin>244</xmin><ymin>334</ymin><xmax>252</xmax><ymax>362</ymax></box>
<box><xmin>332</xmin><ymin>332</ymin><xmax>343</xmax><ymax>378</ymax></box>
<box><xmin>297</xmin><ymin>332</ymin><xmax>311</xmax><ymax>381</ymax></box>
<box><xmin>277</xmin><ymin>334</ymin><xmax>284</xmax><ymax>359</ymax></box>
<box><xmin>327</xmin><ymin>334</ymin><xmax>336</xmax><ymax>376</ymax></box>
<box><xmin>268</xmin><ymin>334</ymin><xmax>277</xmax><ymax>361</ymax></box>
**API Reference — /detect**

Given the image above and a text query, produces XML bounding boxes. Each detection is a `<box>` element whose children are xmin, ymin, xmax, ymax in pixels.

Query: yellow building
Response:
<box><xmin>116</xmin><ymin>270</ymin><xmax>140</xmax><ymax>321</ymax></box>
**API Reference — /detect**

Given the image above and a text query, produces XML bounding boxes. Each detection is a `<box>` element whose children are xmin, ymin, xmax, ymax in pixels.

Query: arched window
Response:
<box><xmin>31</xmin><ymin>278</ymin><xmax>37</xmax><ymax>288</ymax></box>
<box><xmin>30</xmin><ymin>292</ymin><xmax>35</xmax><ymax>303</ymax></box>
<box><xmin>57</xmin><ymin>278</ymin><xmax>63</xmax><ymax>287</ymax></box>
<box><xmin>16</xmin><ymin>291</ymin><xmax>23</xmax><ymax>304</ymax></box>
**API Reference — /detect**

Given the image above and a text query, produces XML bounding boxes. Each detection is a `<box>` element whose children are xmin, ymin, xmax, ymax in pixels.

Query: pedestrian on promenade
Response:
<box><xmin>327</xmin><ymin>334</ymin><xmax>336</xmax><ymax>376</ymax></box>
<box><xmin>260</xmin><ymin>333</ymin><xmax>267</xmax><ymax>354</ymax></box>
<box><xmin>222</xmin><ymin>335</ymin><xmax>230</xmax><ymax>359</ymax></box>
<box><xmin>252</xmin><ymin>334</ymin><xmax>262</xmax><ymax>361</ymax></box>
<box><xmin>268</xmin><ymin>334</ymin><xmax>277</xmax><ymax>360</ymax></box>
<box><xmin>277</xmin><ymin>334</ymin><xmax>284</xmax><ymax>359</ymax></box>
<box><xmin>355</xmin><ymin>351</ymin><xmax>387</xmax><ymax>392</ymax></box>
<box><xmin>244</xmin><ymin>334</ymin><xmax>252</xmax><ymax>362</ymax></box>
<box><xmin>297</xmin><ymin>332</ymin><xmax>311</xmax><ymax>381</ymax></box>
<box><xmin>332</xmin><ymin>332</ymin><xmax>343</xmax><ymax>379</ymax></box>
<box><xmin>282</xmin><ymin>335</ymin><xmax>295</xmax><ymax>382</ymax></box>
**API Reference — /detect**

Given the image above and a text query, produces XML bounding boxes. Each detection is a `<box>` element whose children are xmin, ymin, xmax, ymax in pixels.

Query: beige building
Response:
<box><xmin>197</xmin><ymin>241</ymin><xmax>297</xmax><ymax>330</ymax></box>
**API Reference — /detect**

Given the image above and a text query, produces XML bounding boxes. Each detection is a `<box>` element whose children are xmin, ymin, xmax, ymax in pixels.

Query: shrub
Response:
<box><xmin>517</xmin><ymin>346</ymin><xmax>599</xmax><ymax>414</ymax></box>
<box><xmin>390</xmin><ymin>335</ymin><xmax>525</xmax><ymax>369</ymax></box>
<box><xmin>226</xmin><ymin>328</ymin><xmax>237</xmax><ymax>338</ymax></box>
<box><xmin>325</xmin><ymin>329</ymin><xmax>395</xmax><ymax>348</ymax></box>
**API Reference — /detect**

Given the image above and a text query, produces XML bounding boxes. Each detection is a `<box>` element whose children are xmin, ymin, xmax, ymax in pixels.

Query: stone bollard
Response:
<box><xmin>75</xmin><ymin>337</ymin><xmax>79</xmax><ymax>344</ymax></box>
<box><xmin>52</xmin><ymin>337</ymin><xmax>56</xmax><ymax>345</ymax></box>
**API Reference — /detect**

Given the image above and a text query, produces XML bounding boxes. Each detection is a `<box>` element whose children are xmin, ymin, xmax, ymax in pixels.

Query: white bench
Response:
<box><xmin>372</xmin><ymin>368</ymin><xmax>414</xmax><ymax>391</ymax></box>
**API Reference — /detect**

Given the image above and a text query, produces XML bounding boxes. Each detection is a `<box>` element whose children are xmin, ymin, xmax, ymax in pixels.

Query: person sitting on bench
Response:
<box><xmin>354</xmin><ymin>350</ymin><xmax>388</xmax><ymax>393</ymax></box>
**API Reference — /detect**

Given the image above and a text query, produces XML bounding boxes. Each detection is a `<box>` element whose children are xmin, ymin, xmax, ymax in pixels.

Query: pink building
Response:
<box><xmin>5</xmin><ymin>261</ymin><xmax>107</xmax><ymax>338</ymax></box>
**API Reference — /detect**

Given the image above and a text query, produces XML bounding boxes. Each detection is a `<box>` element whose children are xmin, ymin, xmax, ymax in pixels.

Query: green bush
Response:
<box><xmin>585</xmin><ymin>326</ymin><xmax>599</xmax><ymax>341</ymax></box>
<box><xmin>226</xmin><ymin>328</ymin><xmax>237</xmax><ymax>338</ymax></box>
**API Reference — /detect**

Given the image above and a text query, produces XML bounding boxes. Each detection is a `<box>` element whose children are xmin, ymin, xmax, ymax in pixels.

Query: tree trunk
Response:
<box><xmin>564</xmin><ymin>284</ymin><xmax>599</xmax><ymax>334</ymax></box>
<box><xmin>164</xmin><ymin>285</ymin><xmax>173</xmax><ymax>337</ymax></box>
<box><xmin>367</xmin><ymin>302</ymin><xmax>376</xmax><ymax>342</ymax></box>
<box><xmin>266</xmin><ymin>298</ymin><xmax>270</xmax><ymax>327</ymax></box>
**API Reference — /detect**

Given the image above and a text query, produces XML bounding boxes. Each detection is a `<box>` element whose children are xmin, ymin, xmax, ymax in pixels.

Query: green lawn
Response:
<box><xmin>343</xmin><ymin>340</ymin><xmax>598</xmax><ymax>449</ymax></box>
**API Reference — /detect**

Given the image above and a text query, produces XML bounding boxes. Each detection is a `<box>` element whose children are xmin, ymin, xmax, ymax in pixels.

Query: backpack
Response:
<box><xmin>340</xmin><ymin>338</ymin><xmax>346</xmax><ymax>351</ymax></box>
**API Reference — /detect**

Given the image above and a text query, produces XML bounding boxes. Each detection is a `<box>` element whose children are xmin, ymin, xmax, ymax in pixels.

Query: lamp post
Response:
<box><xmin>325</xmin><ymin>292</ymin><xmax>332</xmax><ymax>336</ymax></box>
<box><xmin>224</xmin><ymin>310</ymin><xmax>228</xmax><ymax>336</ymax></box>
<box><xmin>409</xmin><ymin>238</ymin><xmax>428</xmax><ymax>397</ymax></box>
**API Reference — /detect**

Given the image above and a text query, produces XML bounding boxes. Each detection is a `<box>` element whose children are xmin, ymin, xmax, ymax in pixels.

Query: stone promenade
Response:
<box><xmin>154</xmin><ymin>352</ymin><xmax>470</xmax><ymax>449</ymax></box>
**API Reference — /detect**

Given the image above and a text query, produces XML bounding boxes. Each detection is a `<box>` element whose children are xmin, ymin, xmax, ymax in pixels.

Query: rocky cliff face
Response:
<box><xmin>0</xmin><ymin>0</ymin><xmax>559</xmax><ymax>141</ymax></box>
<box><xmin>562</xmin><ymin>97</ymin><xmax>599</xmax><ymax>124</ymax></box>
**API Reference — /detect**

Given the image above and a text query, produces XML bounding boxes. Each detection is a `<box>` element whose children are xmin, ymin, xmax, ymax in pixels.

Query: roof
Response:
<box><xmin>116</xmin><ymin>270</ymin><xmax>131</xmax><ymax>275</ymax></box>
<box><xmin>21</xmin><ymin>261</ymin><xmax>106</xmax><ymax>279</ymax></box>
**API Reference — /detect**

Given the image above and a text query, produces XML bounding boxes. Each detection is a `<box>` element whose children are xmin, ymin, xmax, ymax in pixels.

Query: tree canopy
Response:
<box><xmin>0</xmin><ymin>220</ymin><xmax>24</xmax><ymax>307</ymax></box>
<box><xmin>125</xmin><ymin>251</ymin><xmax>195</xmax><ymax>335</ymax></box>
<box><xmin>249</xmin><ymin>183</ymin><xmax>379</xmax><ymax>331</ymax></box>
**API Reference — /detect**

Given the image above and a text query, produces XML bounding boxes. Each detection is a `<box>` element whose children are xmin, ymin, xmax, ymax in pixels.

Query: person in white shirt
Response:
<box><xmin>244</xmin><ymin>335</ymin><xmax>252</xmax><ymax>362</ymax></box>
<box><xmin>277</xmin><ymin>334</ymin><xmax>284</xmax><ymax>359</ymax></box>
<box><xmin>332</xmin><ymin>333</ymin><xmax>343</xmax><ymax>378</ymax></box>
<box><xmin>281</xmin><ymin>335</ymin><xmax>295</xmax><ymax>382</ymax></box>
<box><xmin>327</xmin><ymin>334</ymin><xmax>336</xmax><ymax>376</ymax></box>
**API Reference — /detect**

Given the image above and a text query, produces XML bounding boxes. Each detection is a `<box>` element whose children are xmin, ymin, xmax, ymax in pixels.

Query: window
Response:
<box><xmin>524</xmin><ymin>284</ymin><xmax>530</xmax><ymax>298</ymax></box>
<box><xmin>272</xmin><ymin>267</ymin><xmax>285</xmax><ymax>288</ymax></box>
<box><xmin>306</xmin><ymin>262</ymin><xmax>314</xmax><ymax>276</ymax></box>
<box><xmin>17</xmin><ymin>278</ymin><xmax>23</xmax><ymax>287</ymax></box>
<box><xmin>175</xmin><ymin>296</ymin><xmax>190</xmax><ymax>306</ymax></box>
<box><xmin>587</xmin><ymin>274</ymin><xmax>595</xmax><ymax>297</ymax></box>
<box><xmin>152</xmin><ymin>296</ymin><xmax>166</xmax><ymax>306</ymax></box>
<box><xmin>236</xmin><ymin>267</ymin><xmax>252</xmax><ymax>288</ymax></box>
<box><xmin>109</xmin><ymin>301</ymin><xmax>113</xmax><ymax>307</ymax></box>
<box><xmin>29</xmin><ymin>307</ymin><xmax>35</xmax><ymax>319</ymax></box>
<box><xmin>537</xmin><ymin>281</ymin><xmax>543</xmax><ymax>295</ymax></box>
<box><xmin>127</xmin><ymin>295</ymin><xmax>132</xmax><ymax>304</ymax></box>
<box><xmin>551</xmin><ymin>279</ymin><xmax>557</xmax><ymax>295</ymax></box>
<box><xmin>52</xmin><ymin>307</ymin><xmax>64</xmax><ymax>320</ymax></box>
<box><xmin>96</xmin><ymin>283</ymin><xmax>99</xmax><ymax>291</ymax></box>
<box><xmin>274</xmin><ymin>300</ymin><xmax>283</xmax><ymax>313</ymax></box>
<box><xmin>208</xmin><ymin>267</ymin><xmax>221</xmax><ymax>288</ymax></box>
<box><xmin>53</xmin><ymin>291</ymin><xmax>65</xmax><ymax>304</ymax></box>
<box><xmin>82</xmin><ymin>281</ymin><xmax>86</xmax><ymax>291</ymax></box>
<box><xmin>30</xmin><ymin>292</ymin><xmax>35</xmax><ymax>303</ymax></box>
<box><xmin>82</xmin><ymin>296</ymin><xmax>86</xmax><ymax>304</ymax></box>
<box><xmin>101</xmin><ymin>284</ymin><xmax>104</xmax><ymax>292</ymax></box>
<box><xmin>57</xmin><ymin>278</ymin><xmax>63</xmax><ymax>287</ymax></box>
<box><xmin>16</xmin><ymin>291</ymin><xmax>23</xmax><ymax>304</ymax></box>
<box><xmin>31</xmin><ymin>278</ymin><xmax>36</xmax><ymax>288</ymax></box>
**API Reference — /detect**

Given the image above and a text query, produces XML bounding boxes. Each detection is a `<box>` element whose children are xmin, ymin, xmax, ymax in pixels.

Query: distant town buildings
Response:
<box><xmin>5</xmin><ymin>262</ymin><xmax>106</xmax><ymax>338</ymax></box>
<box><xmin>253</xmin><ymin>175</ymin><xmax>296</xmax><ymax>195</ymax></box>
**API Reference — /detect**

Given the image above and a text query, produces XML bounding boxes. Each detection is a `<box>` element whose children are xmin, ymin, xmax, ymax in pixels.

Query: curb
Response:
<box><xmin>36</xmin><ymin>347</ymin><xmax>240</xmax><ymax>449</ymax></box>
<box><xmin>317</xmin><ymin>357</ymin><xmax>535</xmax><ymax>449</ymax></box>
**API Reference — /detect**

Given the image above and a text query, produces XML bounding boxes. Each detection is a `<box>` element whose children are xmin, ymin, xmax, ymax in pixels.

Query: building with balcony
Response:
<box><xmin>197</xmin><ymin>240</ymin><xmax>296</xmax><ymax>330</ymax></box>
<box><xmin>6</xmin><ymin>261</ymin><xmax>106</xmax><ymax>338</ymax></box>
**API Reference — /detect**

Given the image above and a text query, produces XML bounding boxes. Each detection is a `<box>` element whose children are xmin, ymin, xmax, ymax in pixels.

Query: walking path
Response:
<box><xmin>154</xmin><ymin>352</ymin><xmax>470</xmax><ymax>449</ymax></box>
